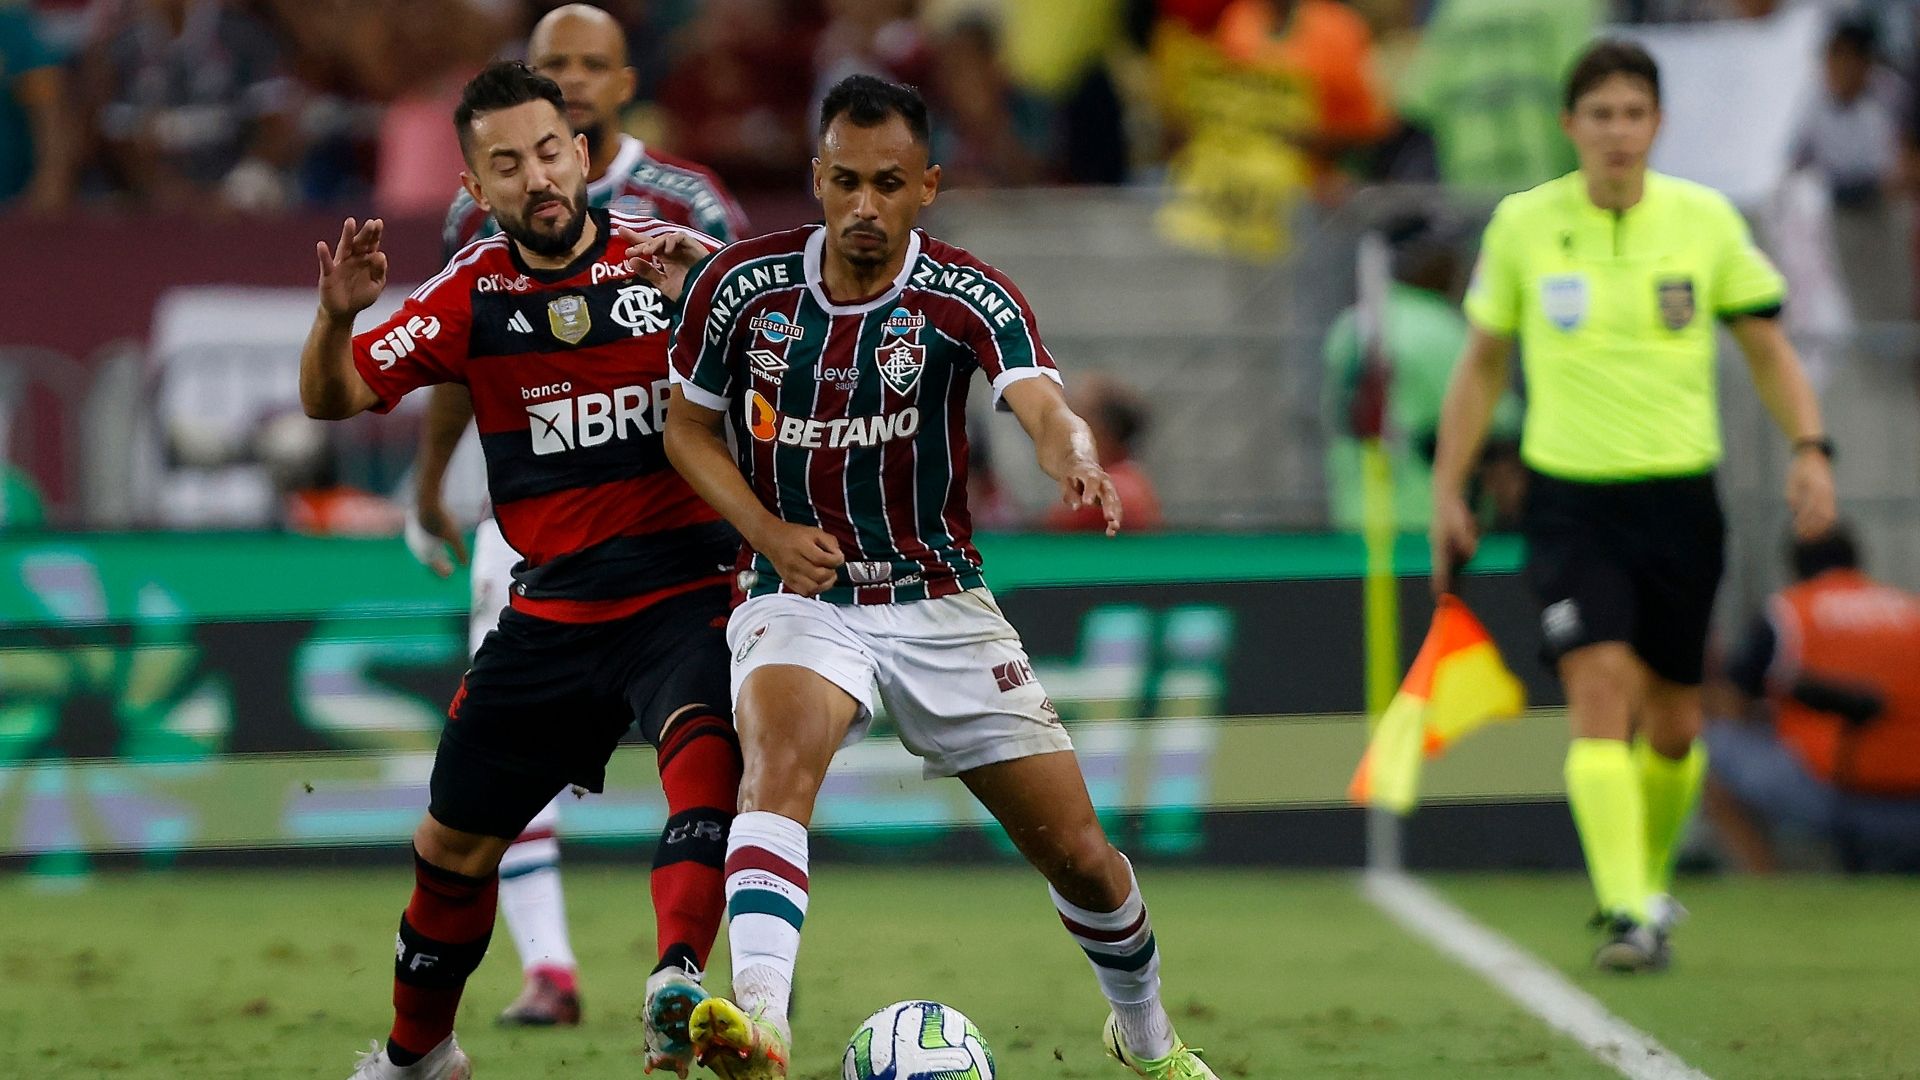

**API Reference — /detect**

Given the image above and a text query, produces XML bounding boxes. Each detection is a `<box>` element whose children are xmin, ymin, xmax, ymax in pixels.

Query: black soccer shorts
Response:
<box><xmin>428</xmin><ymin>584</ymin><xmax>732</xmax><ymax>838</ymax></box>
<box><xmin>1522</xmin><ymin>470</ymin><xmax>1725</xmax><ymax>687</ymax></box>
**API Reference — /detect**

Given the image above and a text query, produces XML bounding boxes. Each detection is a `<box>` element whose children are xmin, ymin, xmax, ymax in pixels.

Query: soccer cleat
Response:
<box><xmin>496</xmin><ymin>968</ymin><xmax>582</xmax><ymax>1027</ymax></box>
<box><xmin>348</xmin><ymin>1034</ymin><xmax>472</xmax><ymax>1079</ymax></box>
<box><xmin>1102</xmin><ymin>1013</ymin><xmax>1218</xmax><ymax>1079</ymax></box>
<box><xmin>642</xmin><ymin>965</ymin><xmax>710</xmax><ymax>1076</ymax></box>
<box><xmin>1590</xmin><ymin>913</ymin><xmax>1668</xmax><ymax>973</ymax></box>
<box><xmin>689</xmin><ymin>996</ymin><xmax>790</xmax><ymax>1079</ymax></box>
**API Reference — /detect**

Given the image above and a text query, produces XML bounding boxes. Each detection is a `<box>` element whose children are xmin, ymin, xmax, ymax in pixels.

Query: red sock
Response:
<box><xmin>390</xmin><ymin>852</ymin><xmax>497</xmax><ymax>1059</ymax></box>
<box><xmin>651</xmin><ymin>714</ymin><xmax>741</xmax><ymax>973</ymax></box>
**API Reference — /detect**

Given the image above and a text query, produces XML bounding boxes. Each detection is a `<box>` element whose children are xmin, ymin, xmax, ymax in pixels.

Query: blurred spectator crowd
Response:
<box><xmin>4</xmin><ymin>0</ymin><xmax>1919</xmax><ymax>218</ymax></box>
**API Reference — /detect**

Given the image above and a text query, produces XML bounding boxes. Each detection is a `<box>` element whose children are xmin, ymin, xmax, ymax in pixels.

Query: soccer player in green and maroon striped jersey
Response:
<box><xmin>648</xmin><ymin>76</ymin><xmax>1219</xmax><ymax>1080</ymax></box>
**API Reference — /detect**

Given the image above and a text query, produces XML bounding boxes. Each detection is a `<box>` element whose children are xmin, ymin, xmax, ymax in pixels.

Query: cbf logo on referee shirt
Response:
<box><xmin>1541</xmin><ymin>275</ymin><xmax>1588</xmax><ymax>332</ymax></box>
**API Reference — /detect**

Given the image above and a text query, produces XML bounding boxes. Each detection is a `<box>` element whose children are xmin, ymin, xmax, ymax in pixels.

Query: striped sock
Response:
<box><xmin>1051</xmin><ymin>857</ymin><xmax>1174</xmax><ymax>1061</ymax></box>
<box><xmin>724</xmin><ymin>811</ymin><xmax>809</xmax><ymax>1021</ymax></box>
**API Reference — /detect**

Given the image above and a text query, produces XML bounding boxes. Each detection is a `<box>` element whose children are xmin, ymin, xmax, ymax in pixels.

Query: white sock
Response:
<box><xmin>498</xmin><ymin>797</ymin><xmax>576</xmax><ymax>975</ymax></box>
<box><xmin>724</xmin><ymin>811</ymin><xmax>810</xmax><ymax>1022</ymax></box>
<box><xmin>1050</xmin><ymin>856</ymin><xmax>1174</xmax><ymax>1060</ymax></box>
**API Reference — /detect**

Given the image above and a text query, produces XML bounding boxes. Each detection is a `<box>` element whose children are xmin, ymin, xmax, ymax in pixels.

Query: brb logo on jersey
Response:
<box><xmin>876</xmin><ymin>307</ymin><xmax>926</xmax><ymax>394</ymax></box>
<box><xmin>525</xmin><ymin>379</ymin><xmax>671</xmax><ymax>455</ymax></box>
<box><xmin>368</xmin><ymin>314</ymin><xmax>441</xmax><ymax>369</ymax></box>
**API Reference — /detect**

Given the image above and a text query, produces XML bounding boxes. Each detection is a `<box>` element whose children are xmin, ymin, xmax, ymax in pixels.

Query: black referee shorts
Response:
<box><xmin>1522</xmin><ymin>470</ymin><xmax>1725</xmax><ymax>687</ymax></box>
<box><xmin>429</xmin><ymin>584</ymin><xmax>733</xmax><ymax>839</ymax></box>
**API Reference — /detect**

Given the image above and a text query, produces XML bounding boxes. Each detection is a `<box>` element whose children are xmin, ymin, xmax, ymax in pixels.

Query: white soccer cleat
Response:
<box><xmin>348</xmin><ymin>1034</ymin><xmax>472</xmax><ymax>1079</ymax></box>
<box><xmin>643</xmin><ymin>964</ymin><xmax>710</xmax><ymax>1076</ymax></box>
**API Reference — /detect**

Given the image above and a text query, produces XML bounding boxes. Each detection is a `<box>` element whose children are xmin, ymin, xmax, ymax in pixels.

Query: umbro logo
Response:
<box><xmin>507</xmin><ymin>311</ymin><xmax>533</xmax><ymax>333</ymax></box>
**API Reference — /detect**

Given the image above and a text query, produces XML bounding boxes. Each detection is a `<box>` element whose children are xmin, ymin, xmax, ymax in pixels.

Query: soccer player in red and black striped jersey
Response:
<box><xmin>405</xmin><ymin>3</ymin><xmax>754</xmax><ymax>1032</ymax></box>
<box><xmin>299</xmin><ymin>62</ymin><xmax>740</xmax><ymax>1080</ymax></box>
<box><xmin>660</xmin><ymin>75</ymin><xmax>1219</xmax><ymax>1080</ymax></box>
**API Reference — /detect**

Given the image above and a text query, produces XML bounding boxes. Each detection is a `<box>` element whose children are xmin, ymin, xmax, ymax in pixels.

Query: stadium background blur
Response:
<box><xmin>3</xmin><ymin>1</ymin><xmax>1920</xmax><ymax>1077</ymax></box>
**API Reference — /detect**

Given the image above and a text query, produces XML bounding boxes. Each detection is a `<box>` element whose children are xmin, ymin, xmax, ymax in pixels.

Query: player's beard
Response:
<box><xmin>503</xmin><ymin>179</ymin><xmax>591</xmax><ymax>258</ymax></box>
<box><xmin>838</xmin><ymin>223</ymin><xmax>890</xmax><ymax>269</ymax></box>
<box><xmin>580</xmin><ymin>120</ymin><xmax>609</xmax><ymax>163</ymax></box>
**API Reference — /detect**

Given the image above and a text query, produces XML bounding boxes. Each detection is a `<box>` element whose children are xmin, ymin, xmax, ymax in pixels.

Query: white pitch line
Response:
<box><xmin>1363</xmin><ymin>869</ymin><xmax>1711</xmax><ymax>1080</ymax></box>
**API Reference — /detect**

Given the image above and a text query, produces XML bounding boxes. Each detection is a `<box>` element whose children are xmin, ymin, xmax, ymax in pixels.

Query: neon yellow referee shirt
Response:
<box><xmin>1465</xmin><ymin>170</ymin><xmax>1786</xmax><ymax>481</ymax></box>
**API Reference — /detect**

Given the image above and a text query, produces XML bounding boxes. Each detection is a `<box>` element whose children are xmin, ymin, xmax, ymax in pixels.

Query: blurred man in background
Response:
<box><xmin>78</xmin><ymin>0</ymin><xmax>300</xmax><ymax>211</ymax></box>
<box><xmin>0</xmin><ymin>0</ymin><xmax>76</xmax><ymax>212</ymax></box>
<box><xmin>1048</xmin><ymin>374</ymin><xmax>1163</xmax><ymax>532</ymax></box>
<box><xmin>1321</xmin><ymin>212</ymin><xmax>1523</xmax><ymax>532</ymax></box>
<box><xmin>409</xmin><ymin>2</ymin><xmax>750</xmax><ymax>1031</ymax></box>
<box><xmin>1706</xmin><ymin>525</ymin><xmax>1920</xmax><ymax>873</ymax></box>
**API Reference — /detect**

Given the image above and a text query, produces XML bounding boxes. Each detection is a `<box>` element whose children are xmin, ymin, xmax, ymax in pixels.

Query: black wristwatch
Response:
<box><xmin>1793</xmin><ymin>436</ymin><xmax>1835</xmax><ymax>461</ymax></box>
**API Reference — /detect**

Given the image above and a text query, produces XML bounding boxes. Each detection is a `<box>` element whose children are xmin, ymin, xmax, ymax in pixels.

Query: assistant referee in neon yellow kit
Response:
<box><xmin>1430</xmin><ymin>40</ymin><xmax>1838</xmax><ymax>972</ymax></box>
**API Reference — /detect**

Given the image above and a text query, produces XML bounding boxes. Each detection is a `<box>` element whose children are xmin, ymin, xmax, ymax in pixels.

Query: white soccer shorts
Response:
<box><xmin>726</xmin><ymin>587</ymin><xmax>1072</xmax><ymax>778</ymax></box>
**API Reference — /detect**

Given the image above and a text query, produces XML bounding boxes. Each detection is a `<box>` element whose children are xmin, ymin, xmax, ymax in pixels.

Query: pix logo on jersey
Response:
<box><xmin>368</xmin><ymin>314</ymin><xmax>441</xmax><ymax>370</ymax></box>
<box><xmin>876</xmin><ymin>306</ymin><xmax>927</xmax><ymax>395</ymax></box>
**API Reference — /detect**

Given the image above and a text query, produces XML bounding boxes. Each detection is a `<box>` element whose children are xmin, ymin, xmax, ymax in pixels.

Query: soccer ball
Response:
<box><xmin>842</xmin><ymin>1000</ymin><xmax>996</xmax><ymax>1080</ymax></box>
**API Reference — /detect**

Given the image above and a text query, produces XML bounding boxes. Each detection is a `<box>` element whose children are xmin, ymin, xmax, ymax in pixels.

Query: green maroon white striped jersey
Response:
<box><xmin>669</xmin><ymin>225</ymin><xmax>1062</xmax><ymax>604</ymax></box>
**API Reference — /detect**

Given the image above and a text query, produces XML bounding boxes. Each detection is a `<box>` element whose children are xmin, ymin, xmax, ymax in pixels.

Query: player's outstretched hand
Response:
<box><xmin>618</xmin><ymin>225</ymin><xmax>708</xmax><ymax>304</ymax></box>
<box><xmin>1430</xmin><ymin>492</ymin><xmax>1478</xmax><ymax>597</ymax></box>
<box><xmin>316</xmin><ymin>217</ymin><xmax>388</xmax><ymax>319</ymax></box>
<box><xmin>1060</xmin><ymin>462</ymin><xmax>1123</xmax><ymax>537</ymax></box>
<box><xmin>758</xmin><ymin>521</ymin><xmax>844</xmax><ymax>598</ymax></box>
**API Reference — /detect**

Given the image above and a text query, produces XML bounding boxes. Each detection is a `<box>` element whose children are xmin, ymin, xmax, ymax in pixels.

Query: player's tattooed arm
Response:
<box><xmin>663</xmin><ymin>390</ymin><xmax>844</xmax><ymax>596</ymax></box>
<box><xmin>301</xmin><ymin>216</ymin><xmax>385</xmax><ymax>420</ymax></box>
<box><xmin>1003</xmin><ymin>377</ymin><xmax>1123</xmax><ymax>538</ymax></box>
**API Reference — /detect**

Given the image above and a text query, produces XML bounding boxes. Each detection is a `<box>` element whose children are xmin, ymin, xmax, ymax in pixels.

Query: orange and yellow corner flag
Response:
<box><xmin>1348</xmin><ymin>594</ymin><xmax>1525</xmax><ymax>815</ymax></box>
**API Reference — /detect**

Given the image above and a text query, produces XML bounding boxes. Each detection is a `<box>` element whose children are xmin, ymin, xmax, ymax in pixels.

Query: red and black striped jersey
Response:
<box><xmin>668</xmin><ymin>225</ymin><xmax>1061</xmax><ymax>605</ymax></box>
<box><xmin>353</xmin><ymin>207</ymin><xmax>735</xmax><ymax>623</ymax></box>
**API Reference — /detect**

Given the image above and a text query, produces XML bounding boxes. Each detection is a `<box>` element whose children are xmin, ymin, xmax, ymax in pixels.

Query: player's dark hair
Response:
<box><xmin>454</xmin><ymin>61</ymin><xmax>567</xmax><ymax>157</ymax></box>
<box><xmin>819</xmin><ymin>74</ymin><xmax>931</xmax><ymax>147</ymax></box>
<box><xmin>1828</xmin><ymin>18</ymin><xmax>1878</xmax><ymax>59</ymax></box>
<box><xmin>1564</xmin><ymin>40</ymin><xmax>1660</xmax><ymax>111</ymax></box>
<box><xmin>1791</xmin><ymin>524</ymin><xmax>1861</xmax><ymax>581</ymax></box>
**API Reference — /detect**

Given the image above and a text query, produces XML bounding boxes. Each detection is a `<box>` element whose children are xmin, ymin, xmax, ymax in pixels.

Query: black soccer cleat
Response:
<box><xmin>1589</xmin><ymin>912</ymin><xmax>1669</xmax><ymax>974</ymax></box>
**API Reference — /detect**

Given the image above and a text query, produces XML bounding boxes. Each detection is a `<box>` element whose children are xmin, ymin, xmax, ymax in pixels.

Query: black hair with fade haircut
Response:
<box><xmin>818</xmin><ymin>73</ymin><xmax>931</xmax><ymax>147</ymax></box>
<box><xmin>1564</xmin><ymin>39</ymin><xmax>1661</xmax><ymax>111</ymax></box>
<box><xmin>454</xmin><ymin>61</ymin><xmax>567</xmax><ymax>157</ymax></box>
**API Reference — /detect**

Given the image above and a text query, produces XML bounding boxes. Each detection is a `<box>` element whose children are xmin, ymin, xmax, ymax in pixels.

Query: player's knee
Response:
<box><xmin>1642</xmin><ymin>688</ymin><xmax>1703</xmax><ymax>756</ymax></box>
<box><xmin>1562</xmin><ymin>646</ymin><xmax>1640</xmax><ymax>737</ymax></box>
<box><xmin>413</xmin><ymin>815</ymin><xmax>508</xmax><ymax>879</ymax></box>
<box><xmin>1037</xmin><ymin>828</ymin><xmax>1126</xmax><ymax>910</ymax></box>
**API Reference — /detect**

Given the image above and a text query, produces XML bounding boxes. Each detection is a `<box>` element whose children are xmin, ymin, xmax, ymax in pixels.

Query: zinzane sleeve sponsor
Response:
<box><xmin>968</xmin><ymin>265</ymin><xmax>1063</xmax><ymax>406</ymax></box>
<box><xmin>350</xmin><ymin>278</ymin><xmax>472</xmax><ymax>414</ymax></box>
<box><xmin>667</xmin><ymin>251</ymin><xmax>739</xmax><ymax>412</ymax></box>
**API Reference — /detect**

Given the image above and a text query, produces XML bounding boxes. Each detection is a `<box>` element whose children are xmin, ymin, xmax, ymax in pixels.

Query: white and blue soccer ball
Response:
<box><xmin>842</xmin><ymin>1000</ymin><xmax>996</xmax><ymax>1080</ymax></box>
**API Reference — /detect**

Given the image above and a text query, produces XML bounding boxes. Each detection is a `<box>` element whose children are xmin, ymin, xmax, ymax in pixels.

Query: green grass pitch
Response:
<box><xmin>0</xmin><ymin>866</ymin><xmax>1914</xmax><ymax>1078</ymax></box>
